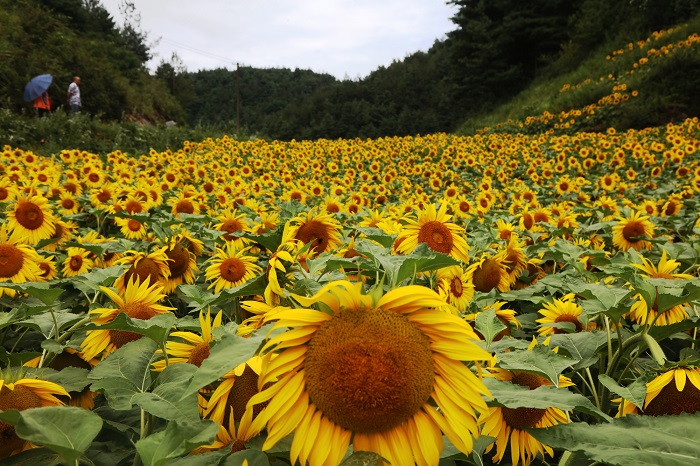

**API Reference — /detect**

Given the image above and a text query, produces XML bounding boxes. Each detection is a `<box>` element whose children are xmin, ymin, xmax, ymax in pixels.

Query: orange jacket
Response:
<box><xmin>34</xmin><ymin>92</ymin><xmax>51</xmax><ymax>110</ymax></box>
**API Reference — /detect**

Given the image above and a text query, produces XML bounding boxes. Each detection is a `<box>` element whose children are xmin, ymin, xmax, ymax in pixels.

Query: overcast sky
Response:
<box><xmin>99</xmin><ymin>0</ymin><xmax>458</xmax><ymax>80</ymax></box>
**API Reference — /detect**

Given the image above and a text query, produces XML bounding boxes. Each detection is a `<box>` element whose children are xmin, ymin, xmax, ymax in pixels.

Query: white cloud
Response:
<box><xmin>100</xmin><ymin>0</ymin><xmax>457</xmax><ymax>78</ymax></box>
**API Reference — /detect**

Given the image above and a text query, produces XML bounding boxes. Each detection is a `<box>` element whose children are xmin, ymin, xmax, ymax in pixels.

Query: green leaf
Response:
<box><xmin>548</xmin><ymin>332</ymin><xmax>612</xmax><ymax>370</ymax></box>
<box><xmin>132</xmin><ymin>364</ymin><xmax>200</xmax><ymax>422</ymax></box>
<box><xmin>20</xmin><ymin>311</ymin><xmax>84</xmax><ymax>338</ymax></box>
<box><xmin>70</xmin><ymin>265</ymin><xmax>125</xmax><ymax>294</ymax></box>
<box><xmin>243</xmin><ymin>229</ymin><xmax>283</xmax><ymax>252</ymax></box>
<box><xmin>83</xmin><ymin>312</ymin><xmax>176</xmax><ymax>348</ymax></box>
<box><xmin>135</xmin><ymin>420</ymin><xmax>219</xmax><ymax>466</ymax></box>
<box><xmin>484</xmin><ymin>378</ymin><xmax>612</xmax><ymax>421</ymax></box>
<box><xmin>0</xmin><ymin>308</ymin><xmax>21</xmax><ymax>329</ymax></box>
<box><xmin>0</xmin><ymin>282</ymin><xmax>64</xmax><ymax>305</ymax></box>
<box><xmin>0</xmin><ymin>406</ymin><xmax>102</xmax><ymax>465</ymax></box>
<box><xmin>221</xmin><ymin>449</ymin><xmax>271</xmax><ymax>466</ymax></box>
<box><xmin>475</xmin><ymin>309</ymin><xmax>507</xmax><ymax>349</ymax></box>
<box><xmin>597</xmin><ymin>374</ymin><xmax>647</xmax><ymax>410</ymax></box>
<box><xmin>354</xmin><ymin>226</ymin><xmax>395</xmax><ymax>248</ymax></box>
<box><xmin>340</xmin><ymin>451</ymin><xmax>387</xmax><ymax>466</ymax></box>
<box><xmin>528</xmin><ymin>413</ymin><xmax>700</xmax><ymax>466</ymax></box>
<box><xmin>180</xmin><ymin>330</ymin><xmax>266</xmax><ymax>399</ymax></box>
<box><xmin>395</xmin><ymin>243</ymin><xmax>460</xmax><ymax>285</ymax></box>
<box><xmin>178</xmin><ymin>284</ymin><xmax>217</xmax><ymax>308</ymax></box>
<box><xmin>496</xmin><ymin>345</ymin><xmax>578</xmax><ymax>387</ymax></box>
<box><xmin>168</xmin><ymin>449</ymin><xmax>230</xmax><ymax>466</ymax></box>
<box><xmin>89</xmin><ymin>338</ymin><xmax>157</xmax><ymax>410</ymax></box>
<box><xmin>44</xmin><ymin>366</ymin><xmax>92</xmax><ymax>393</ymax></box>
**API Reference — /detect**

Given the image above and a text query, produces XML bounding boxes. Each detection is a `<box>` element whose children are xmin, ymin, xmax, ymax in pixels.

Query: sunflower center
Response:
<box><xmin>220</xmin><ymin>220</ymin><xmax>243</xmax><ymax>241</ymax></box>
<box><xmin>472</xmin><ymin>258</ymin><xmax>503</xmax><ymax>293</ymax></box>
<box><xmin>175</xmin><ymin>200</ymin><xmax>194</xmax><ymax>214</ymax></box>
<box><xmin>304</xmin><ymin>306</ymin><xmax>434</xmax><ymax>434</ymax></box>
<box><xmin>124</xmin><ymin>258</ymin><xmax>161</xmax><ymax>286</ymax></box>
<box><xmin>124</xmin><ymin>200</ymin><xmax>143</xmax><ymax>214</ymax></box>
<box><xmin>644</xmin><ymin>375</ymin><xmax>700</xmax><ymax>416</ymax></box>
<box><xmin>553</xmin><ymin>314</ymin><xmax>584</xmax><ymax>333</ymax></box>
<box><xmin>0</xmin><ymin>384</ymin><xmax>43</xmax><ymax>459</ymax></box>
<box><xmin>61</xmin><ymin>198</ymin><xmax>75</xmax><ymax>210</ymax></box>
<box><xmin>622</xmin><ymin>221</ymin><xmax>645</xmax><ymax>242</ymax></box>
<box><xmin>15</xmin><ymin>201</ymin><xmax>44</xmax><ymax>230</ymax></box>
<box><xmin>70</xmin><ymin>255</ymin><xmax>84</xmax><ymax>271</ymax></box>
<box><xmin>0</xmin><ymin>244</ymin><xmax>24</xmax><ymax>278</ymax></box>
<box><xmin>225</xmin><ymin>365</ymin><xmax>265</xmax><ymax>421</ymax></box>
<box><xmin>295</xmin><ymin>220</ymin><xmax>330</xmax><ymax>254</ymax></box>
<box><xmin>166</xmin><ymin>244</ymin><xmax>191</xmax><ymax>277</ymax></box>
<box><xmin>109</xmin><ymin>302</ymin><xmax>158</xmax><ymax>348</ymax></box>
<box><xmin>220</xmin><ymin>257</ymin><xmax>247</xmax><ymax>283</ymax></box>
<box><xmin>187</xmin><ymin>341</ymin><xmax>211</xmax><ymax>367</ymax></box>
<box><xmin>501</xmin><ymin>371</ymin><xmax>549</xmax><ymax>429</ymax></box>
<box><xmin>417</xmin><ymin>221</ymin><xmax>454</xmax><ymax>255</ymax></box>
<box><xmin>450</xmin><ymin>276</ymin><xmax>464</xmax><ymax>297</ymax></box>
<box><xmin>127</xmin><ymin>220</ymin><xmax>142</xmax><ymax>232</ymax></box>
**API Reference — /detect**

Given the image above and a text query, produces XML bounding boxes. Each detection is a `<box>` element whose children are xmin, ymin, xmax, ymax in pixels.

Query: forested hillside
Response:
<box><xmin>0</xmin><ymin>0</ymin><xmax>698</xmax><ymax>144</ymax></box>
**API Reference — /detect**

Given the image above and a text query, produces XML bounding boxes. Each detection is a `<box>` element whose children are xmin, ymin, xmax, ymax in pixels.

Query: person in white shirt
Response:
<box><xmin>67</xmin><ymin>76</ymin><xmax>81</xmax><ymax>114</ymax></box>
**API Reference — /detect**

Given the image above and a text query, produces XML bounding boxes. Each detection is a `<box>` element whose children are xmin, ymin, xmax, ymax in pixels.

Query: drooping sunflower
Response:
<box><xmin>194</xmin><ymin>409</ymin><xmax>260</xmax><ymax>454</ymax></box>
<box><xmin>0</xmin><ymin>370</ymin><xmax>70</xmax><ymax>460</ymax></box>
<box><xmin>202</xmin><ymin>356</ymin><xmax>266</xmax><ymax>426</ymax></box>
<box><xmin>536</xmin><ymin>297</ymin><xmax>587</xmax><ymax>335</ymax></box>
<box><xmin>5</xmin><ymin>194</ymin><xmax>56</xmax><ymax>245</ymax></box>
<box><xmin>479</xmin><ymin>369</ymin><xmax>573</xmax><ymax>466</ymax></box>
<box><xmin>81</xmin><ymin>278</ymin><xmax>175</xmax><ymax>360</ymax></box>
<box><xmin>265</xmin><ymin>229</ymin><xmax>302</xmax><ymax>304</ymax></box>
<box><xmin>36</xmin><ymin>254</ymin><xmax>59</xmax><ymax>281</ymax></box>
<box><xmin>612</xmin><ymin>210</ymin><xmax>655</xmax><ymax>251</ymax></box>
<box><xmin>62</xmin><ymin>246</ymin><xmax>95</xmax><ymax>278</ymax></box>
<box><xmin>616</xmin><ymin>366</ymin><xmax>700</xmax><ymax>416</ymax></box>
<box><xmin>205</xmin><ymin>243</ymin><xmax>262</xmax><ymax>294</ymax></box>
<box><xmin>500</xmin><ymin>235</ymin><xmax>528</xmax><ymax>284</ymax></box>
<box><xmin>627</xmin><ymin>250</ymin><xmax>694</xmax><ymax>326</ymax></box>
<box><xmin>467</xmin><ymin>251</ymin><xmax>512</xmax><ymax>294</ymax></box>
<box><xmin>396</xmin><ymin>203</ymin><xmax>470</xmax><ymax>262</ymax></box>
<box><xmin>23</xmin><ymin>348</ymin><xmax>98</xmax><ymax>409</ymax></box>
<box><xmin>159</xmin><ymin>234</ymin><xmax>201</xmax><ymax>294</ymax></box>
<box><xmin>0</xmin><ymin>225</ymin><xmax>43</xmax><ymax>298</ymax></box>
<box><xmin>288</xmin><ymin>209</ymin><xmax>343</xmax><ymax>256</ymax></box>
<box><xmin>114</xmin><ymin>247</ymin><xmax>172</xmax><ymax>293</ymax></box>
<box><xmin>246</xmin><ymin>280</ymin><xmax>492</xmax><ymax>466</ymax></box>
<box><xmin>151</xmin><ymin>309</ymin><xmax>222</xmax><ymax>372</ymax></box>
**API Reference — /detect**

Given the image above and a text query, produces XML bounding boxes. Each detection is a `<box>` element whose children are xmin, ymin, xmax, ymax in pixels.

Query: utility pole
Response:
<box><xmin>236</xmin><ymin>62</ymin><xmax>240</xmax><ymax>134</ymax></box>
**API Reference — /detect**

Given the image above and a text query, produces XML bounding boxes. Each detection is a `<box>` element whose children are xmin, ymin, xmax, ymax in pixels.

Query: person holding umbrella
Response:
<box><xmin>67</xmin><ymin>76</ymin><xmax>81</xmax><ymax>114</ymax></box>
<box><xmin>34</xmin><ymin>91</ymin><xmax>51</xmax><ymax>117</ymax></box>
<box><xmin>23</xmin><ymin>74</ymin><xmax>53</xmax><ymax>116</ymax></box>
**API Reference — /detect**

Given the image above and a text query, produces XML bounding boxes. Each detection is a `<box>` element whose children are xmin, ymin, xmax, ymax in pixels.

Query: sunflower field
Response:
<box><xmin>1</xmin><ymin>96</ymin><xmax>700</xmax><ymax>466</ymax></box>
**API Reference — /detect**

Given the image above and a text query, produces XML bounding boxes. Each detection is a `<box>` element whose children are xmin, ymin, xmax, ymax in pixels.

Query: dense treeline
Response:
<box><xmin>0</xmin><ymin>0</ymin><xmax>698</xmax><ymax>145</ymax></box>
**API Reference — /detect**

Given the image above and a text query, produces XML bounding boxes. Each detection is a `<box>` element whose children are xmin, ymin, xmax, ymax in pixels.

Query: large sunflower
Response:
<box><xmin>81</xmin><ymin>278</ymin><xmax>175</xmax><ymax>360</ymax></box>
<box><xmin>612</xmin><ymin>210</ymin><xmax>655</xmax><ymax>251</ymax></box>
<box><xmin>0</xmin><ymin>371</ymin><xmax>69</xmax><ymax>460</ymax></box>
<box><xmin>0</xmin><ymin>225</ymin><xmax>43</xmax><ymax>298</ymax></box>
<box><xmin>289</xmin><ymin>210</ymin><xmax>343</xmax><ymax>256</ymax></box>
<box><xmin>246</xmin><ymin>280</ymin><xmax>492</xmax><ymax>466</ymax></box>
<box><xmin>627</xmin><ymin>250</ymin><xmax>694</xmax><ymax>326</ymax></box>
<box><xmin>5</xmin><ymin>194</ymin><xmax>56</xmax><ymax>245</ymax></box>
<box><xmin>205</xmin><ymin>243</ymin><xmax>262</xmax><ymax>294</ymax></box>
<box><xmin>396</xmin><ymin>203</ymin><xmax>470</xmax><ymax>262</ymax></box>
<box><xmin>617</xmin><ymin>367</ymin><xmax>700</xmax><ymax>416</ymax></box>
<box><xmin>479</xmin><ymin>369</ymin><xmax>573</xmax><ymax>466</ymax></box>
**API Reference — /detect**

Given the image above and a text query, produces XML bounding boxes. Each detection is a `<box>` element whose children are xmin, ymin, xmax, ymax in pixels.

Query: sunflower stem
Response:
<box><xmin>585</xmin><ymin>367</ymin><xmax>601</xmax><ymax>410</ymax></box>
<box><xmin>603</xmin><ymin>315</ymin><xmax>613</xmax><ymax>363</ymax></box>
<box><xmin>56</xmin><ymin>315</ymin><xmax>92</xmax><ymax>345</ymax></box>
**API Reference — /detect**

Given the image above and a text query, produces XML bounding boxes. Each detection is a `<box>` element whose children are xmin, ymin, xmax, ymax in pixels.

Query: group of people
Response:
<box><xmin>33</xmin><ymin>76</ymin><xmax>82</xmax><ymax>116</ymax></box>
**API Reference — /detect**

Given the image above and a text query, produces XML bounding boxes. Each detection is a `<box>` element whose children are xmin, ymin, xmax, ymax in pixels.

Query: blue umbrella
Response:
<box><xmin>23</xmin><ymin>74</ymin><xmax>53</xmax><ymax>102</ymax></box>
